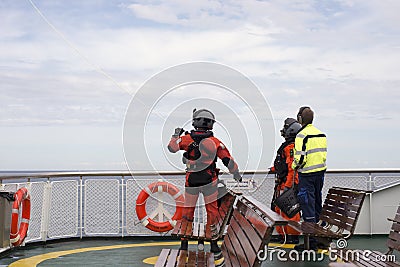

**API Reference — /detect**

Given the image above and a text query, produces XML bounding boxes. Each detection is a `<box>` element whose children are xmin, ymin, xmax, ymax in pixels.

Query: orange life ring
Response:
<box><xmin>136</xmin><ymin>181</ymin><xmax>184</xmax><ymax>232</ymax></box>
<box><xmin>10</xmin><ymin>187</ymin><xmax>31</xmax><ymax>247</ymax></box>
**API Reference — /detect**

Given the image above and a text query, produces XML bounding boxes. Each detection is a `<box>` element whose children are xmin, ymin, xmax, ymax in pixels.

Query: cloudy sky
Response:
<box><xmin>1</xmin><ymin>0</ymin><xmax>399</xmax><ymax>171</ymax></box>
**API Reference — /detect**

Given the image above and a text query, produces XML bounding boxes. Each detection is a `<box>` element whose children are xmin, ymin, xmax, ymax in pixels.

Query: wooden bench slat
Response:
<box><xmin>235</xmin><ymin>207</ymin><xmax>263</xmax><ymax>252</ymax></box>
<box><xmin>206</xmin><ymin>252</ymin><xmax>215</xmax><ymax>267</ymax></box>
<box><xmin>366</xmin><ymin>250</ymin><xmax>400</xmax><ymax>267</ymax></box>
<box><xmin>329</xmin><ymin>187</ymin><xmax>365</xmax><ymax>197</ymax></box>
<box><xmin>230</xmin><ymin>214</ymin><xmax>258</xmax><ymax>266</ymax></box>
<box><xmin>322</xmin><ymin>208</ymin><xmax>358</xmax><ymax>220</ymax></box>
<box><xmin>176</xmin><ymin>250</ymin><xmax>187</xmax><ymax>267</ymax></box>
<box><xmin>352</xmin><ymin>250</ymin><xmax>387</xmax><ymax>267</ymax></box>
<box><xmin>388</xmin><ymin>230</ymin><xmax>400</xmax><ymax>243</ymax></box>
<box><xmin>393</xmin><ymin>213</ymin><xmax>400</xmax><ymax>224</ymax></box>
<box><xmin>197</xmin><ymin>251</ymin><xmax>205</xmax><ymax>265</ymax></box>
<box><xmin>321</xmin><ymin>207</ymin><xmax>358</xmax><ymax>222</ymax></box>
<box><xmin>325</xmin><ymin>193</ymin><xmax>363</xmax><ymax>207</ymax></box>
<box><xmin>387</xmin><ymin>238</ymin><xmax>400</xmax><ymax>251</ymax></box>
<box><xmin>320</xmin><ymin>207</ymin><xmax>357</xmax><ymax>223</ymax></box>
<box><xmin>386</xmin><ymin>262</ymin><xmax>400</xmax><ymax>267</ymax></box>
<box><xmin>221</xmin><ymin>246</ymin><xmax>233</xmax><ymax>267</ymax></box>
<box><xmin>188</xmin><ymin>250</ymin><xmax>197</xmax><ymax>266</ymax></box>
<box><xmin>320</xmin><ymin>210</ymin><xmax>356</xmax><ymax>232</ymax></box>
<box><xmin>222</xmin><ymin>229</ymin><xmax>242</xmax><ymax>267</ymax></box>
<box><xmin>166</xmin><ymin>249</ymin><xmax>180</xmax><ymax>267</ymax></box>
<box><xmin>390</xmin><ymin>219</ymin><xmax>400</xmax><ymax>232</ymax></box>
<box><xmin>221</xmin><ymin>249</ymin><xmax>233</xmax><ymax>267</ymax></box>
<box><xmin>155</xmin><ymin>249</ymin><xmax>172</xmax><ymax>267</ymax></box>
<box><xmin>172</xmin><ymin>220</ymin><xmax>182</xmax><ymax>236</ymax></box>
<box><xmin>236</xmin><ymin>200</ymin><xmax>269</xmax><ymax>238</ymax></box>
<box><xmin>392</xmin><ymin>222</ymin><xmax>400</xmax><ymax>244</ymax></box>
<box><xmin>229</xmin><ymin>215</ymin><xmax>253</xmax><ymax>267</ymax></box>
<box><xmin>324</xmin><ymin>199</ymin><xmax>361</xmax><ymax>212</ymax></box>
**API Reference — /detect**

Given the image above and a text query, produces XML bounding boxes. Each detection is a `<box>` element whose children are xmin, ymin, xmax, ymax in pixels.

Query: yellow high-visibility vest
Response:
<box><xmin>292</xmin><ymin>124</ymin><xmax>327</xmax><ymax>173</ymax></box>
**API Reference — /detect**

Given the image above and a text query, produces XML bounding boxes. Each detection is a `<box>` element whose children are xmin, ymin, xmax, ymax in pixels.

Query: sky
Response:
<box><xmin>1</xmin><ymin>0</ymin><xmax>399</xmax><ymax>171</ymax></box>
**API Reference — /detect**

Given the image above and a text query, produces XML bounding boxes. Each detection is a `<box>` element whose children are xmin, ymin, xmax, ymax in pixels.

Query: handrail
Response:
<box><xmin>1</xmin><ymin>168</ymin><xmax>400</xmax><ymax>181</ymax></box>
<box><xmin>0</xmin><ymin>168</ymin><xmax>398</xmax><ymax>242</ymax></box>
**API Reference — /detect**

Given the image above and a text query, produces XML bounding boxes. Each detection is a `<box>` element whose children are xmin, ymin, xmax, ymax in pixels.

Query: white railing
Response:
<box><xmin>1</xmin><ymin>169</ymin><xmax>399</xmax><ymax>246</ymax></box>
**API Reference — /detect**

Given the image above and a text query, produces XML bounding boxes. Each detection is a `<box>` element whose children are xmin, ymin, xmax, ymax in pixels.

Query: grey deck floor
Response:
<box><xmin>0</xmin><ymin>236</ymin><xmax>398</xmax><ymax>267</ymax></box>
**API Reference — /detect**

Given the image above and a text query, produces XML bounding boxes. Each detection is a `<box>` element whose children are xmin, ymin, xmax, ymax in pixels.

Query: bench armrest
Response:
<box><xmin>242</xmin><ymin>195</ymin><xmax>289</xmax><ymax>226</ymax></box>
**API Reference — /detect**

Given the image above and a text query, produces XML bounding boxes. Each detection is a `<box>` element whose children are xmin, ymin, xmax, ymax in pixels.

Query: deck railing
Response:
<box><xmin>1</xmin><ymin>169</ymin><xmax>399</xmax><ymax>246</ymax></box>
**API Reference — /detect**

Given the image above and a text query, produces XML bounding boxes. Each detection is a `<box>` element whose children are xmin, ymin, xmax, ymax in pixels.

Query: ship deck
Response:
<box><xmin>0</xmin><ymin>235</ymin><xmax>398</xmax><ymax>266</ymax></box>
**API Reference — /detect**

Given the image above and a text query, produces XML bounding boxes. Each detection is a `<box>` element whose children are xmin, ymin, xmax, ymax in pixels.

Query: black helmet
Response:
<box><xmin>192</xmin><ymin>108</ymin><xmax>215</xmax><ymax>130</ymax></box>
<box><xmin>280</xmin><ymin>118</ymin><xmax>301</xmax><ymax>139</ymax></box>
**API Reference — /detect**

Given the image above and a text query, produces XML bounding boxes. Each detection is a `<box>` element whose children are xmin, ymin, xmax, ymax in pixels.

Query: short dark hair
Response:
<box><xmin>297</xmin><ymin>106</ymin><xmax>314</xmax><ymax>125</ymax></box>
<box><xmin>301</xmin><ymin>107</ymin><xmax>314</xmax><ymax>125</ymax></box>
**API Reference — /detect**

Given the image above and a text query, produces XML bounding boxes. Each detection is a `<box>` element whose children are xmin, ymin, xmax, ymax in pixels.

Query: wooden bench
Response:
<box><xmin>155</xmin><ymin>249</ymin><xmax>216</xmax><ymax>267</ymax></box>
<box><xmin>171</xmin><ymin>188</ymin><xmax>238</xmax><ymax>241</ymax></box>
<box><xmin>288</xmin><ymin>187</ymin><xmax>369</xmax><ymax>250</ymax></box>
<box><xmin>332</xmin><ymin>204</ymin><xmax>400</xmax><ymax>267</ymax></box>
<box><xmin>221</xmin><ymin>195</ymin><xmax>287</xmax><ymax>267</ymax></box>
<box><xmin>155</xmin><ymin>195</ymin><xmax>288</xmax><ymax>267</ymax></box>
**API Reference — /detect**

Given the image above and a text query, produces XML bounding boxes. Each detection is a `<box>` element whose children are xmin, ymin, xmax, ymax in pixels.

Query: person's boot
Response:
<box><xmin>270</xmin><ymin>235</ymin><xmax>283</xmax><ymax>243</ymax></box>
<box><xmin>316</xmin><ymin>236</ymin><xmax>331</xmax><ymax>249</ymax></box>
<box><xmin>179</xmin><ymin>240</ymin><xmax>188</xmax><ymax>251</ymax></box>
<box><xmin>294</xmin><ymin>237</ymin><xmax>317</xmax><ymax>251</ymax></box>
<box><xmin>210</xmin><ymin>240</ymin><xmax>224</xmax><ymax>266</ymax></box>
<box><xmin>286</xmin><ymin>235</ymin><xmax>299</xmax><ymax>244</ymax></box>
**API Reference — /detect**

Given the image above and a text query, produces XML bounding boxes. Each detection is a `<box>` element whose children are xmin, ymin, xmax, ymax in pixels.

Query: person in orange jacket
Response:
<box><xmin>270</xmin><ymin>118</ymin><xmax>302</xmax><ymax>244</ymax></box>
<box><xmin>167</xmin><ymin>108</ymin><xmax>242</xmax><ymax>261</ymax></box>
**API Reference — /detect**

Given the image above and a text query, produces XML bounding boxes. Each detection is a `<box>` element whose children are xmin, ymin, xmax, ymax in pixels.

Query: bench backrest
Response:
<box><xmin>215</xmin><ymin>189</ymin><xmax>237</xmax><ymax>237</ymax></box>
<box><xmin>387</xmin><ymin>205</ymin><xmax>400</xmax><ymax>253</ymax></box>
<box><xmin>319</xmin><ymin>187</ymin><xmax>367</xmax><ymax>237</ymax></box>
<box><xmin>221</xmin><ymin>196</ymin><xmax>274</xmax><ymax>267</ymax></box>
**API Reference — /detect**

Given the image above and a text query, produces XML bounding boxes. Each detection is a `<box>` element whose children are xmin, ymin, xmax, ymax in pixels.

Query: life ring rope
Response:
<box><xmin>10</xmin><ymin>187</ymin><xmax>31</xmax><ymax>247</ymax></box>
<box><xmin>136</xmin><ymin>181</ymin><xmax>184</xmax><ymax>233</ymax></box>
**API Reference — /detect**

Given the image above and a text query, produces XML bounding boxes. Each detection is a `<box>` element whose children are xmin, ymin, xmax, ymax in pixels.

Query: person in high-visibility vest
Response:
<box><xmin>292</xmin><ymin>106</ymin><xmax>327</xmax><ymax>251</ymax></box>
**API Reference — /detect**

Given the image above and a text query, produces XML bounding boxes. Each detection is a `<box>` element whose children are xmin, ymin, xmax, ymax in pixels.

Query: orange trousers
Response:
<box><xmin>274</xmin><ymin>205</ymin><xmax>301</xmax><ymax>236</ymax></box>
<box><xmin>182</xmin><ymin>182</ymin><xmax>218</xmax><ymax>225</ymax></box>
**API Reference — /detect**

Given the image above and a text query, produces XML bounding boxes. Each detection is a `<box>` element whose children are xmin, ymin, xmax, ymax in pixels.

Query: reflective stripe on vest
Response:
<box><xmin>299</xmin><ymin>163</ymin><xmax>327</xmax><ymax>172</ymax></box>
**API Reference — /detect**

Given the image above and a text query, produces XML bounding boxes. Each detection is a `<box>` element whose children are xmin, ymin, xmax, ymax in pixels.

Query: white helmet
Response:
<box><xmin>192</xmin><ymin>108</ymin><xmax>215</xmax><ymax>130</ymax></box>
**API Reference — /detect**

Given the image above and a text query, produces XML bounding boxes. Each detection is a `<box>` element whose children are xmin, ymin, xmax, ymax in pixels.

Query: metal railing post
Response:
<box><xmin>40</xmin><ymin>179</ymin><xmax>52</xmax><ymax>242</ymax></box>
<box><xmin>80</xmin><ymin>176</ymin><xmax>83</xmax><ymax>239</ymax></box>
<box><xmin>121</xmin><ymin>175</ymin><xmax>125</xmax><ymax>238</ymax></box>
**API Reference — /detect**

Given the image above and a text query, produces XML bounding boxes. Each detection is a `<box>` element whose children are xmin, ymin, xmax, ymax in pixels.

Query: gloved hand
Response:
<box><xmin>233</xmin><ymin>171</ymin><xmax>242</xmax><ymax>182</ymax></box>
<box><xmin>172</xmin><ymin>128</ymin><xmax>184</xmax><ymax>137</ymax></box>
